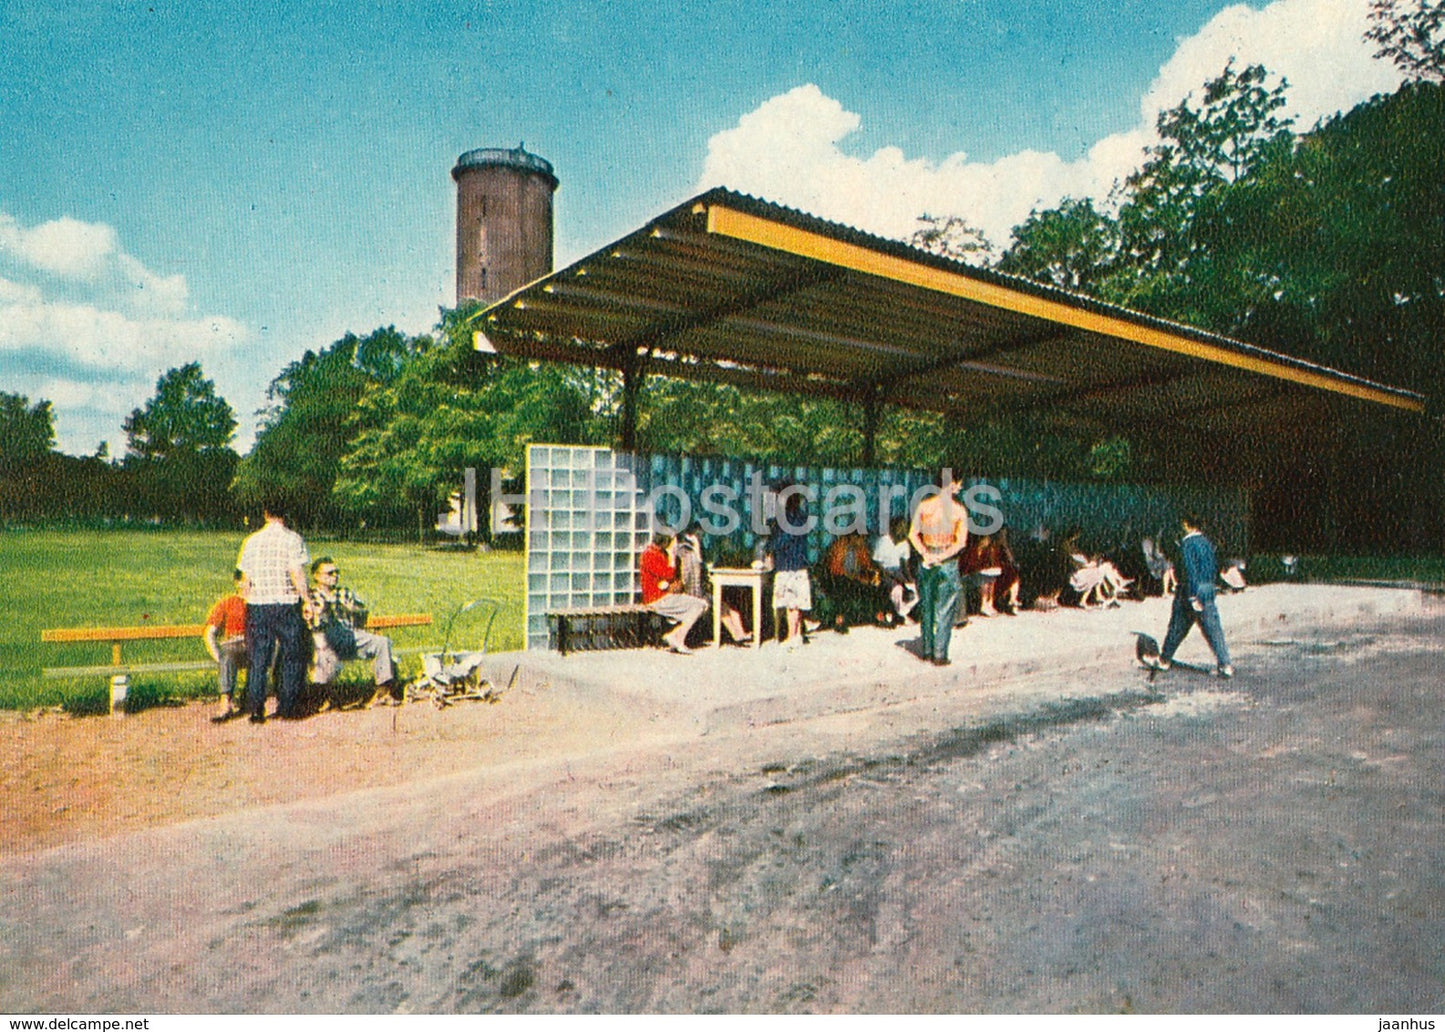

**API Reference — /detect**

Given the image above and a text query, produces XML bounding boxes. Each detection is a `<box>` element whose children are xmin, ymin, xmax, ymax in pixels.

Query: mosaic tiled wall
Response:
<box><xmin>524</xmin><ymin>444</ymin><xmax>1249</xmax><ymax>649</ymax></box>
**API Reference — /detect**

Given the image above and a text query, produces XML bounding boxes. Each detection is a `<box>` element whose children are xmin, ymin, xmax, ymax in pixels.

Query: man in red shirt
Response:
<box><xmin>204</xmin><ymin>569</ymin><xmax>249</xmax><ymax>722</ymax></box>
<box><xmin>639</xmin><ymin>533</ymin><xmax>708</xmax><ymax>654</ymax></box>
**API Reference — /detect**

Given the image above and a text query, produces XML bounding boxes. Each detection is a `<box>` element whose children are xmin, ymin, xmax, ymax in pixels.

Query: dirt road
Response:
<box><xmin>2</xmin><ymin>611</ymin><xmax>1442</xmax><ymax>1014</ymax></box>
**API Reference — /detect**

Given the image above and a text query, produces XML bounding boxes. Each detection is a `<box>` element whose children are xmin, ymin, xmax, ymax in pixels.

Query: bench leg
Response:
<box><xmin>109</xmin><ymin>674</ymin><xmax>129</xmax><ymax>717</ymax></box>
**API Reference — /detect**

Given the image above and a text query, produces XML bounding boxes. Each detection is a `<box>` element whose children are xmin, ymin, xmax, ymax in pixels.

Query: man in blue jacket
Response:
<box><xmin>1151</xmin><ymin>513</ymin><xmax>1234</xmax><ymax>679</ymax></box>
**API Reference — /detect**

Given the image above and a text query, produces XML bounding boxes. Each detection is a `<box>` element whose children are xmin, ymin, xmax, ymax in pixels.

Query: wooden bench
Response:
<box><xmin>547</xmin><ymin>603</ymin><xmax>662</xmax><ymax>655</ymax></box>
<box><xmin>42</xmin><ymin>614</ymin><xmax>433</xmax><ymax>711</ymax></box>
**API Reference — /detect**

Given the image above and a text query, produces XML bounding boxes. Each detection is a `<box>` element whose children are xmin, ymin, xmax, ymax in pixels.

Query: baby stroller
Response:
<box><xmin>1141</xmin><ymin>537</ymin><xmax>1177</xmax><ymax>596</ymax></box>
<box><xmin>406</xmin><ymin>597</ymin><xmax>502</xmax><ymax>707</ymax></box>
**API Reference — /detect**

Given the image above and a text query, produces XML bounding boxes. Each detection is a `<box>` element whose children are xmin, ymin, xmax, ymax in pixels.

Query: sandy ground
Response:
<box><xmin>0</xmin><ymin>677</ymin><xmax>646</xmax><ymax>858</ymax></box>
<box><xmin>2</xmin><ymin>585</ymin><xmax>1442</xmax><ymax>1013</ymax></box>
<box><xmin>2</xmin><ymin>582</ymin><xmax>1425</xmax><ymax>858</ymax></box>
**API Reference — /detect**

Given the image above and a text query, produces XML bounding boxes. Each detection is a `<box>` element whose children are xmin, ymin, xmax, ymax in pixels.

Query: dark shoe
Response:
<box><xmin>248</xmin><ymin>713</ymin><xmax>266</xmax><ymax>725</ymax></box>
<box><xmin>932</xmin><ymin>656</ymin><xmax>952</xmax><ymax>666</ymax></box>
<box><xmin>211</xmin><ymin>710</ymin><xmax>239</xmax><ymax>724</ymax></box>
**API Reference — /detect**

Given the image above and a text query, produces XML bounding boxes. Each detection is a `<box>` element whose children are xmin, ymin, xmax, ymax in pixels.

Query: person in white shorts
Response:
<box><xmin>765</xmin><ymin>489</ymin><xmax>813</xmax><ymax>650</ymax></box>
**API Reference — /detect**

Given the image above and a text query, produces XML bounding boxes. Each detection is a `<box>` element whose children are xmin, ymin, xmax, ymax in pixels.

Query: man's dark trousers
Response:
<box><xmin>245</xmin><ymin>602</ymin><xmax>308</xmax><ymax>718</ymax></box>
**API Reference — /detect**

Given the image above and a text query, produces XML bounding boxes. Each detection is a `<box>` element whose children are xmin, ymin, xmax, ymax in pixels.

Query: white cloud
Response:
<box><xmin>0</xmin><ymin>210</ymin><xmax>250</xmax><ymax>455</ymax></box>
<box><xmin>116</xmin><ymin>254</ymin><xmax>190</xmax><ymax>317</ymax></box>
<box><xmin>0</xmin><ymin>299</ymin><xmax>248</xmax><ymax>377</ymax></box>
<box><xmin>0</xmin><ymin>212</ymin><xmax>189</xmax><ymax>316</ymax></box>
<box><xmin>1143</xmin><ymin>0</ymin><xmax>1401</xmax><ymax>131</ymax></box>
<box><xmin>0</xmin><ymin>276</ymin><xmax>44</xmax><ymax>304</ymax></box>
<box><xmin>697</xmin><ymin>84</ymin><xmax>1102</xmax><ymax>250</ymax></box>
<box><xmin>0</xmin><ymin>212</ymin><xmax>118</xmax><ymax>278</ymax></box>
<box><xmin>697</xmin><ymin>0</ymin><xmax>1403</xmax><ymax>250</ymax></box>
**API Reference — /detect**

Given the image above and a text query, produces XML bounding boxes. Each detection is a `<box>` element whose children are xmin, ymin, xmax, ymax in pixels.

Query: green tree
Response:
<box><xmin>123</xmin><ymin>362</ymin><xmax>236</xmax><ymax>459</ymax></box>
<box><xmin>233</xmin><ymin>326</ymin><xmax>418</xmax><ymax>526</ymax></box>
<box><xmin>910</xmin><ymin>214</ymin><xmax>996</xmax><ymax>264</ymax></box>
<box><xmin>122</xmin><ymin>363</ymin><xmax>238</xmax><ymax>523</ymax></box>
<box><xmin>333</xmin><ymin>311</ymin><xmax>607</xmax><ymax>536</ymax></box>
<box><xmin>1367</xmin><ymin>0</ymin><xmax>1445</xmax><ymax>83</ymax></box>
<box><xmin>0</xmin><ymin>392</ymin><xmax>55</xmax><ymax>469</ymax></box>
<box><xmin>996</xmin><ymin>197</ymin><xmax>1119</xmax><ymax>294</ymax></box>
<box><xmin>0</xmin><ymin>393</ymin><xmax>57</xmax><ymax>521</ymax></box>
<box><xmin>1110</xmin><ymin>60</ymin><xmax>1295</xmax><ymax>318</ymax></box>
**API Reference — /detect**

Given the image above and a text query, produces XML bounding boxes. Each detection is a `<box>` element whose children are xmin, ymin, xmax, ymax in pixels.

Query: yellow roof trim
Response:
<box><xmin>705</xmin><ymin>203</ymin><xmax>1425</xmax><ymax>414</ymax></box>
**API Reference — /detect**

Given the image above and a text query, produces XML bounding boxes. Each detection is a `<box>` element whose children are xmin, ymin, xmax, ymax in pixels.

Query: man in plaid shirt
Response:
<box><xmin>306</xmin><ymin>557</ymin><xmax>399</xmax><ymax>701</ymax></box>
<box><xmin>236</xmin><ymin>501</ymin><xmax>310</xmax><ymax>722</ymax></box>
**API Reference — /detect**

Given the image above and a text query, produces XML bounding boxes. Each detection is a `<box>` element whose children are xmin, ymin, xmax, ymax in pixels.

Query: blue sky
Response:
<box><xmin>0</xmin><ymin>0</ymin><xmax>1401</xmax><ymax>456</ymax></box>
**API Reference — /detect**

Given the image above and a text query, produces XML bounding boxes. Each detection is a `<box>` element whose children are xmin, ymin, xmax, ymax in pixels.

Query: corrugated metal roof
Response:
<box><xmin>475</xmin><ymin>187</ymin><xmax>1426</xmax><ymax>440</ymax></box>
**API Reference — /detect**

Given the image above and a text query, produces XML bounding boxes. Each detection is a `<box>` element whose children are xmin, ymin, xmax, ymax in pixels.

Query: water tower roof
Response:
<box><xmin>452</xmin><ymin>146</ymin><xmax>558</xmax><ymax>188</ymax></box>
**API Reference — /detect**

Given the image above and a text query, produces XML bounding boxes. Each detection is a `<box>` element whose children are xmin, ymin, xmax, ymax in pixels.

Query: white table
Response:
<box><xmin>708</xmin><ymin>566</ymin><xmax>772</xmax><ymax>648</ymax></box>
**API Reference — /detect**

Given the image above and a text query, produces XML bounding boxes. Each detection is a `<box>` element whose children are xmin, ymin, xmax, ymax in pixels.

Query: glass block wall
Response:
<box><xmin>523</xmin><ymin>443</ymin><xmax>1249</xmax><ymax>650</ymax></box>
<box><xmin>524</xmin><ymin>445</ymin><xmax>652</xmax><ymax>650</ymax></box>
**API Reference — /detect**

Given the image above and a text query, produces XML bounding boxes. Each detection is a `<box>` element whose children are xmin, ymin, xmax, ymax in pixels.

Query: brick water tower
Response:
<box><xmin>452</xmin><ymin>145</ymin><xmax>558</xmax><ymax>306</ymax></box>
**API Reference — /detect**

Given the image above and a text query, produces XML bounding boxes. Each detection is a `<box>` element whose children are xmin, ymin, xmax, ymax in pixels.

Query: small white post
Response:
<box><xmin>109</xmin><ymin>674</ymin><xmax>128</xmax><ymax>716</ymax></box>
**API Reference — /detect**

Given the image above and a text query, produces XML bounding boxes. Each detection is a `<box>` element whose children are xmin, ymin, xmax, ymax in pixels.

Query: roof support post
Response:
<box><xmin>862</xmin><ymin>387</ymin><xmax>882</xmax><ymax>468</ymax></box>
<box><xmin>620</xmin><ymin>353</ymin><xmax>641</xmax><ymax>452</ymax></box>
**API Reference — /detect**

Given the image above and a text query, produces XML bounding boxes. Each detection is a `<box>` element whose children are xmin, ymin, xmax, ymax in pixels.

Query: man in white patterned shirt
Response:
<box><xmin>237</xmin><ymin>501</ymin><xmax>310</xmax><ymax>722</ymax></box>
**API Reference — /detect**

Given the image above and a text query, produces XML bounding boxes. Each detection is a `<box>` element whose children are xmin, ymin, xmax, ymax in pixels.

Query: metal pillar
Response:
<box><xmin>862</xmin><ymin>388</ymin><xmax>882</xmax><ymax>468</ymax></box>
<box><xmin>620</xmin><ymin>358</ymin><xmax>640</xmax><ymax>452</ymax></box>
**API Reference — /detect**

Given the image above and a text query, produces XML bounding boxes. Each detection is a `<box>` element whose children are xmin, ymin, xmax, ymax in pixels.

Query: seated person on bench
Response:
<box><xmin>306</xmin><ymin>557</ymin><xmax>401</xmax><ymax>700</ymax></box>
<box><xmin>639</xmin><ymin>533</ymin><xmax>708</xmax><ymax>655</ymax></box>
<box><xmin>817</xmin><ymin>530</ymin><xmax>889</xmax><ymax>631</ymax></box>
<box><xmin>204</xmin><ymin>568</ymin><xmax>250</xmax><ymax>722</ymax></box>
<box><xmin>676</xmin><ymin>524</ymin><xmax>748</xmax><ymax>644</ymax></box>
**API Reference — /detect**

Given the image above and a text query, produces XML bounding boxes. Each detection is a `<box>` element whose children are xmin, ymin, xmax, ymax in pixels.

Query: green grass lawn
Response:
<box><xmin>0</xmin><ymin>528</ymin><xmax>525</xmax><ymax>713</ymax></box>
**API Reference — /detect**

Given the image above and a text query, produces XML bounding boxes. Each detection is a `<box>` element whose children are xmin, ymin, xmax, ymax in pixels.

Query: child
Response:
<box><xmin>204</xmin><ymin>569</ymin><xmax>249</xmax><ymax>722</ymax></box>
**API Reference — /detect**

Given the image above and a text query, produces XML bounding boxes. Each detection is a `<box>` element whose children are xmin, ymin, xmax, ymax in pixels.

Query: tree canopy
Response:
<box><xmin>120</xmin><ymin>363</ymin><xmax>238</xmax><ymax>523</ymax></box>
<box><xmin>331</xmin><ymin>312</ymin><xmax>608</xmax><ymax>532</ymax></box>
<box><xmin>123</xmin><ymin>362</ymin><xmax>236</xmax><ymax>459</ymax></box>
<box><xmin>0</xmin><ymin>392</ymin><xmax>55</xmax><ymax>471</ymax></box>
<box><xmin>1367</xmin><ymin>0</ymin><xmax>1445</xmax><ymax>83</ymax></box>
<box><xmin>232</xmin><ymin>326</ymin><xmax>421</xmax><ymax>525</ymax></box>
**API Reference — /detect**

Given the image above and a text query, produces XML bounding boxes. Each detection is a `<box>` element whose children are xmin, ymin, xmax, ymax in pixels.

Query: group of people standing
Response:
<box><xmin>637</xmin><ymin>468</ymin><xmax>1234</xmax><ymax>677</ymax></box>
<box><xmin>204</xmin><ymin>501</ymin><xmax>400</xmax><ymax>723</ymax></box>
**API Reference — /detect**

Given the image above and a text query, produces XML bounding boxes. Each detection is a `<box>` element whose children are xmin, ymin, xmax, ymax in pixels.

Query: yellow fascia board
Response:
<box><xmin>705</xmin><ymin>203</ymin><xmax>1425</xmax><ymax>414</ymax></box>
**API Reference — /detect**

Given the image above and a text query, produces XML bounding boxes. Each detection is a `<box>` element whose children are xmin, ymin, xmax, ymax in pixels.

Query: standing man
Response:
<box><xmin>1151</xmin><ymin>513</ymin><xmax>1233</xmax><ymax>678</ymax></box>
<box><xmin>237</xmin><ymin>499</ymin><xmax>310</xmax><ymax>722</ymax></box>
<box><xmin>307</xmin><ymin>556</ymin><xmax>401</xmax><ymax>701</ymax></box>
<box><xmin>909</xmin><ymin>468</ymin><xmax>970</xmax><ymax>666</ymax></box>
